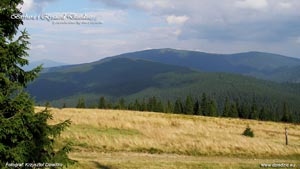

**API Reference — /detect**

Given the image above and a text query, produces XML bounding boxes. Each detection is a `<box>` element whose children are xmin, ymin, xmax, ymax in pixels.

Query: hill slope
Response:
<box><xmin>114</xmin><ymin>49</ymin><xmax>300</xmax><ymax>82</ymax></box>
<box><xmin>28</xmin><ymin>58</ymin><xmax>192</xmax><ymax>101</ymax></box>
<box><xmin>27</xmin><ymin>57</ymin><xmax>300</xmax><ymax>111</ymax></box>
<box><xmin>45</xmin><ymin>107</ymin><xmax>300</xmax><ymax>169</ymax></box>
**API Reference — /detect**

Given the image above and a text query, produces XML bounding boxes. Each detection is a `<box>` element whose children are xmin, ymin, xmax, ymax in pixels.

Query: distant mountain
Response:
<box><xmin>23</xmin><ymin>59</ymin><xmax>67</xmax><ymax>71</ymax></box>
<box><xmin>27</xmin><ymin>58</ymin><xmax>192</xmax><ymax>101</ymax></box>
<box><xmin>112</xmin><ymin>49</ymin><xmax>300</xmax><ymax>83</ymax></box>
<box><xmin>27</xmin><ymin>57</ymin><xmax>300</xmax><ymax>112</ymax></box>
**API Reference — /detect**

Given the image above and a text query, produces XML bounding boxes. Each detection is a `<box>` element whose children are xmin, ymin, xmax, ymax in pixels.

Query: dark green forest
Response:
<box><xmin>55</xmin><ymin>94</ymin><xmax>299</xmax><ymax>123</ymax></box>
<box><xmin>28</xmin><ymin>56</ymin><xmax>300</xmax><ymax>124</ymax></box>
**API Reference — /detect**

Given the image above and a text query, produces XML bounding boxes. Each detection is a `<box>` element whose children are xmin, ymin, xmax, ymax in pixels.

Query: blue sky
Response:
<box><xmin>19</xmin><ymin>0</ymin><xmax>300</xmax><ymax>64</ymax></box>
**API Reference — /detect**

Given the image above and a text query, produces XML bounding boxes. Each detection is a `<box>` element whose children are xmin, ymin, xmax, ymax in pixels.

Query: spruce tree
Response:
<box><xmin>259</xmin><ymin>107</ymin><xmax>268</xmax><ymax>121</ymax></box>
<box><xmin>249</xmin><ymin>99</ymin><xmax>258</xmax><ymax>119</ymax></box>
<box><xmin>229</xmin><ymin>102</ymin><xmax>238</xmax><ymax>118</ymax></box>
<box><xmin>106</xmin><ymin>103</ymin><xmax>112</xmax><ymax>109</ymax></box>
<box><xmin>98</xmin><ymin>96</ymin><xmax>106</xmax><ymax>109</ymax></box>
<box><xmin>133</xmin><ymin>99</ymin><xmax>140</xmax><ymax>111</ymax></box>
<box><xmin>140</xmin><ymin>99</ymin><xmax>147</xmax><ymax>111</ymax></box>
<box><xmin>193</xmin><ymin>100</ymin><xmax>201</xmax><ymax>115</ymax></box>
<box><xmin>242</xmin><ymin>126</ymin><xmax>254</xmax><ymax>137</ymax></box>
<box><xmin>117</xmin><ymin>98</ymin><xmax>126</xmax><ymax>110</ymax></box>
<box><xmin>222</xmin><ymin>97</ymin><xmax>230</xmax><ymax>117</ymax></box>
<box><xmin>185</xmin><ymin>95</ymin><xmax>194</xmax><ymax>115</ymax></box>
<box><xmin>174</xmin><ymin>98</ymin><xmax>183</xmax><ymax>114</ymax></box>
<box><xmin>239</xmin><ymin>103</ymin><xmax>249</xmax><ymax>119</ymax></box>
<box><xmin>165</xmin><ymin>100</ymin><xmax>173</xmax><ymax>113</ymax></box>
<box><xmin>76</xmin><ymin>98</ymin><xmax>86</xmax><ymax>108</ymax></box>
<box><xmin>0</xmin><ymin>0</ymin><xmax>72</xmax><ymax>167</ymax></box>
<box><xmin>281</xmin><ymin>102</ymin><xmax>292</xmax><ymax>122</ymax></box>
<box><xmin>208</xmin><ymin>100</ymin><xmax>218</xmax><ymax>117</ymax></box>
<box><xmin>201</xmin><ymin>93</ymin><xmax>208</xmax><ymax>115</ymax></box>
<box><xmin>155</xmin><ymin>100</ymin><xmax>164</xmax><ymax>112</ymax></box>
<box><xmin>147</xmin><ymin>97</ymin><xmax>157</xmax><ymax>111</ymax></box>
<box><xmin>62</xmin><ymin>102</ymin><xmax>67</xmax><ymax>108</ymax></box>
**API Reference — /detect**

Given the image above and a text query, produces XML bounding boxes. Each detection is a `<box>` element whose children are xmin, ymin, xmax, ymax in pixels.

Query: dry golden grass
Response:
<box><xmin>36</xmin><ymin>107</ymin><xmax>300</xmax><ymax>168</ymax></box>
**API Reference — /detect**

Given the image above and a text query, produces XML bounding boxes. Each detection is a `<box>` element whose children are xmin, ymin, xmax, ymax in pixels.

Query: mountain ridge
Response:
<box><xmin>39</xmin><ymin>49</ymin><xmax>300</xmax><ymax>83</ymax></box>
<box><xmin>110</xmin><ymin>48</ymin><xmax>300</xmax><ymax>82</ymax></box>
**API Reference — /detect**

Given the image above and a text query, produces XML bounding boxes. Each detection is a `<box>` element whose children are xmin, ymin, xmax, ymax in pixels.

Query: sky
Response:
<box><xmin>18</xmin><ymin>0</ymin><xmax>300</xmax><ymax>64</ymax></box>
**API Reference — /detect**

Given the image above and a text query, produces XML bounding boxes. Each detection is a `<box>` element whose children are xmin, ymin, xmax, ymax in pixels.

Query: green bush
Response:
<box><xmin>242</xmin><ymin>126</ymin><xmax>254</xmax><ymax>137</ymax></box>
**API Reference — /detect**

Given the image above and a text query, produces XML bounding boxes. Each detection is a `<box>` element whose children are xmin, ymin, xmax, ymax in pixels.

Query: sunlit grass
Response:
<box><xmin>36</xmin><ymin>107</ymin><xmax>300</xmax><ymax>168</ymax></box>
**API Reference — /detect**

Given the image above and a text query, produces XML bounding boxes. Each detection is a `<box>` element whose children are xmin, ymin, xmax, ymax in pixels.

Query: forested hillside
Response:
<box><xmin>27</xmin><ymin>56</ymin><xmax>300</xmax><ymax>123</ymax></box>
<box><xmin>114</xmin><ymin>49</ymin><xmax>300</xmax><ymax>82</ymax></box>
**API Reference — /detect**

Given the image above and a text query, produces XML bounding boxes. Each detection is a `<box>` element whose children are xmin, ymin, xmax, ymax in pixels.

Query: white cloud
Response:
<box><xmin>80</xmin><ymin>29</ymin><xmax>117</xmax><ymax>35</ymax></box>
<box><xmin>174</xmin><ymin>29</ymin><xmax>182</xmax><ymax>36</ymax></box>
<box><xmin>166</xmin><ymin>15</ymin><xmax>189</xmax><ymax>25</ymax></box>
<box><xmin>143</xmin><ymin>47</ymin><xmax>153</xmax><ymax>50</ymax></box>
<box><xmin>135</xmin><ymin>0</ymin><xmax>173</xmax><ymax>11</ymax></box>
<box><xmin>278</xmin><ymin>2</ymin><xmax>292</xmax><ymax>9</ymax></box>
<box><xmin>19</xmin><ymin>0</ymin><xmax>34</xmax><ymax>13</ymax></box>
<box><xmin>18</xmin><ymin>0</ymin><xmax>60</xmax><ymax>13</ymax></box>
<box><xmin>235</xmin><ymin>0</ymin><xmax>268</xmax><ymax>10</ymax></box>
<box><xmin>25</xmin><ymin>0</ymin><xmax>300</xmax><ymax>63</ymax></box>
<box><xmin>22</xmin><ymin>10</ymin><xmax>126</xmax><ymax>32</ymax></box>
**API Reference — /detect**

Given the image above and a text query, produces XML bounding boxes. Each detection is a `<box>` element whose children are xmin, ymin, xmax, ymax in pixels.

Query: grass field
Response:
<box><xmin>37</xmin><ymin>107</ymin><xmax>300</xmax><ymax>169</ymax></box>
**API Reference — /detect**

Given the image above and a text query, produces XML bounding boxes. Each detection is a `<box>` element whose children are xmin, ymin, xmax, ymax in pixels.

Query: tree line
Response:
<box><xmin>67</xmin><ymin>93</ymin><xmax>299</xmax><ymax>123</ymax></box>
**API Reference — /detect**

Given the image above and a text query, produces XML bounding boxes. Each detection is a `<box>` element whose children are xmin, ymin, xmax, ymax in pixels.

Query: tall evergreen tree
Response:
<box><xmin>62</xmin><ymin>102</ymin><xmax>67</xmax><ymax>108</ymax></box>
<box><xmin>0</xmin><ymin>0</ymin><xmax>72</xmax><ymax>166</ymax></box>
<box><xmin>222</xmin><ymin>97</ymin><xmax>230</xmax><ymax>117</ymax></box>
<box><xmin>229</xmin><ymin>102</ymin><xmax>238</xmax><ymax>118</ymax></box>
<box><xmin>193</xmin><ymin>100</ymin><xmax>201</xmax><ymax>115</ymax></box>
<box><xmin>185</xmin><ymin>95</ymin><xmax>194</xmax><ymax>115</ymax></box>
<box><xmin>98</xmin><ymin>96</ymin><xmax>106</xmax><ymax>109</ymax></box>
<box><xmin>140</xmin><ymin>99</ymin><xmax>147</xmax><ymax>111</ymax></box>
<box><xmin>208</xmin><ymin>100</ymin><xmax>218</xmax><ymax>117</ymax></box>
<box><xmin>133</xmin><ymin>99</ymin><xmax>140</xmax><ymax>111</ymax></box>
<box><xmin>249</xmin><ymin>99</ymin><xmax>258</xmax><ymax>119</ymax></box>
<box><xmin>106</xmin><ymin>103</ymin><xmax>112</xmax><ymax>109</ymax></box>
<box><xmin>236</xmin><ymin>100</ymin><xmax>241</xmax><ymax>116</ymax></box>
<box><xmin>76</xmin><ymin>98</ymin><xmax>86</xmax><ymax>108</ymax></box>
<box><xmin>239</xmin><ymin>103</ymin><xmax>249</xmax><ymax>119</ymax></box>
<box><xmin>115</xmin><ymin>98</ymin><xmax>126</xmax><ymax>110</ymax></box>
<box><xmin>147</xmin><ymin>96</ymin><xmax>157</xmax><ymax>112</ymax></box>
<box><xmin>259</xmin><ymin>106</ymin><xmax>268</xmax><ymax>121</ymax></box>
<box><xmin>155</xmin><ymin>100</ymin><xmax>164</xmax><ymax>112</ymax></box>
<box><xmin>201</xmin><ymin>93</ymin><xmax>209</xmax><ymax>115</ymax></box>
<box><xmin>281</xmin><ymin>102</ymin><xmax>292</xmax><ymax>122</ymax></box>
<box><xmin>174</xmin><ymin>98</ymin><xmax>183</xmax><ymax>114</ymax></box>
<box><xmin>165</xmin><ymin>100</ymin><xmax>173</xmax><ymax>113</ymax></box>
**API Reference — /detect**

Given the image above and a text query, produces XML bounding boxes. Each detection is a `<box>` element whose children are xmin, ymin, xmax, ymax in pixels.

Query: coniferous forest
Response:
<box><xmin>28</xmin><ymin>55</ymin><xmax>300</xmax><ymax>126</ymax></box>
<box><xmin>67</xmin><ymin>94</ymin><xmax>299</xmax><ymax>123</ymax></box>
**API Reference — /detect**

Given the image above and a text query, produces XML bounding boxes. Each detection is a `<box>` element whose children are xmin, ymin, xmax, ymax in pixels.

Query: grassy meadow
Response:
<box><xmin>36</xmin><ymin>107</ymin><xmax>300</xmax><ymax>169</ymax></box>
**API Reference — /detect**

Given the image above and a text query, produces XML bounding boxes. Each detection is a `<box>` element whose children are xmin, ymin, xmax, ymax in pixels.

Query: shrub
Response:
<box><xmin>242</xmin><ymin>126</ymin><xmax>254</xmax><ymax>137</ymax></box>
